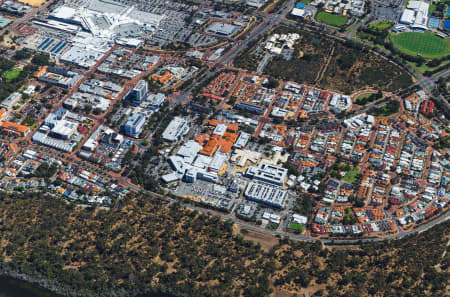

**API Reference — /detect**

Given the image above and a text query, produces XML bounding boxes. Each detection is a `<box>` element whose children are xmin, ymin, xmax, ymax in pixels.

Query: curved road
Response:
<box><xmin>125</xmin><ymin>181</ymin><xmax>449</xmax><ymax>244</ymax></box>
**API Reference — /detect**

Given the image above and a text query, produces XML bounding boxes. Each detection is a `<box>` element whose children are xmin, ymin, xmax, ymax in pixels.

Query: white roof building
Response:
<box><xmin>400</xmin><ymin>1</ymin><xmax>430</xmax><ymax>29</ymax></box>
<box><xmin>162</xmin><ymin>117</ymin><xmax>189</xmax><ymax>142</ymax></box>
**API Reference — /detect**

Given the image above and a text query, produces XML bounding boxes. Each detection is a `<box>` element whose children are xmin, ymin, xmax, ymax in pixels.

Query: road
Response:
<box><xmin>124</xmin><ymin>179</ymin><xmax>449</xmax><ymax>244</ymax></box>
<box><xmin>3</xmin><ymin>0</ymin><xmax>448</xmax><ymax>245</ymax></box>
<box><xmin>124</xmin><ymin>0</ymin><xmax>449</xmax><ymax>244</ymax></box>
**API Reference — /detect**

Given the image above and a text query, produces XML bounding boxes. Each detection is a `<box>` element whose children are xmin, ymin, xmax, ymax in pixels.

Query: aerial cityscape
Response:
<box><xmin>0</xmin><ymin>0</ymin><xmax>448</xmax><ymax>295</ymax></box>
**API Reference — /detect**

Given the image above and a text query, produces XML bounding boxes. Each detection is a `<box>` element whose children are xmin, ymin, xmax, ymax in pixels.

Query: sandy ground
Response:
<box><xmin>1</xmin><ymin>34</ymin><xmax>17</xmax><ymax>48</ymax></box>
<box><xmin>19</xmin><ymin>0</ymin><xmax>46</xmax><ymax>7</ymax></box>
<box><xmin>234</xmin><ymin>224</ymin><xmax>279</xmax><ymax>252</ymax></box>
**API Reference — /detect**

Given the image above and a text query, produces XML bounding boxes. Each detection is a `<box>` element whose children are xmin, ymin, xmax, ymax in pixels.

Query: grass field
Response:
<box><xmin>344</xmin><ymin>167</ymin><xmax>360</xmax><ymax>183</ymax></box>
<box><xmin>288</xmin><ymin>223</ymin><xmax>305</xmax><ymax>233</ymax></box>
<box><xmin>316</xmin><ymin>12</ymin><xmax>348</xmax><ymax>26</ymax></box>
<box><xmin>369</xmin><ymin>21</ymin><xmax>394</xmax><ymax>31</ymax></box>
<box><xmin>355</xmin><ymin>93</ymin><xmax>373</xmax><ymax>104</ymax></box>
<box><xmin>428</xmin><ymin>4</ymin><xmax>436</xmax><ymax>13</ymax></box>
<box><xmin>390</xmin><ymin>32</ymin><xmax>450</xmax><ymax>58</ymax></box>
<box><xmin>3</xmin><ymin>68</ymin><xmax>21</xmax><ymax>81</ymax></box>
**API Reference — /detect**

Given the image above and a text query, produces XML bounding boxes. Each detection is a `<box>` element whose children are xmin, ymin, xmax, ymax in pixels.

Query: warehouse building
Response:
<box><xmin>400</xmin><ymin>0</ymin><xmax>429</xmax><ymax>30</ymax></box>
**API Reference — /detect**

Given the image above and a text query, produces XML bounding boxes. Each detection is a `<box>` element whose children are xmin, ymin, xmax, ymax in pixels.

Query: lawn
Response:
<box><xmin>428</xmin><ymin>4</ymin><xmax>436</xmax><ymax>14</ymax></box>
<box><xmin>2</xmin><ymin>68</ymin><xmax>21</xmax><ymax>81</ymax></box>
<box><xmin>316</xmin><ymin>12</ymin><xmax>348</xmax><ymax>26</ymax></box>
<box><xmin>355</xmin><ymin>93</ymin><xmax>374</xmax><ymax>104</ymax></box>
<box><xmin>369</xmin><ymin>21</ymin><xmax>394</xmax><ymax>31</ymax></box>
<box><xmin>368</xmin><ymin>99</ymin><xmax>400</xmax><ymax>117</ymax></box>
<box><xmin>390</xmin><ymin>32</ymin><xmax>450</xmax><ymax>58</ymax></box>
<box><xmin>288</xmin><ymin>222</ymin><xmax>305</xmax><ymax>233</ymax></box>
<box><xmin>406</xmin><ymin>60</ymin><xmax>450</xmax><ymax>74</ymax></box>
<box><xmin>344</xmin><ymin>167</ymin><xmax>360</xmax><ymax>183</ymax></box>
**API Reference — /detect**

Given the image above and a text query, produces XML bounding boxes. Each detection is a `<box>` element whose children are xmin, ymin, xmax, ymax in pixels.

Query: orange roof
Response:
<box><xmin>195</xmin><ymin>134</ymin><xmax>210</xmax><ymax>146</ymax></box>
<box><xmin>218</xmin><ymin>140</ymin><xmax>233</xmax><ymax>154</ymax></box>
<box><xmin>35</xmin><ymin>65</ymin><xmax>47</xmax><ymax>78</ymax></box>
<box><xmin>1</xmin><ymin>121</ymin><xmax>29</xmax><ymax>134</ymax></box>
<box><xmin>152</xmin><ymin>72</ymin><xmax>173</xmax><ymax>84</ymax></box>
<box><xmin>274</xmin><ymin>125</ymin><xmax>287</xmax><ymax>135</ymax></box>
<box><xmin>223</xmin><ymin>131</ymin><xmax>238</xmax><ymax>143</ymax></box>
<box><xmin>209</xmin><ymin>119</ymin><xmax>238</xmax><ymax>132</ymax></box>
<box><xmin>299</xmin><ymin>110</ymin><xmax>308</xmax><ymax>119</ymax></box>
<box><xmin>302</xmin><ymin>161</ymin><xmax>316</xmax><ymax>167</ymax></box>
<box><xmin>202</xmin><ymin>93</ymin><xmax>223</xmax><ymax>100</ymax></box>
<box><xmin>200</xmin><ymin>139</ymin><xmax>219</xmax><ymax>157</ymax></box>
<box><xmin>0</xmin><ymin>110</ymin><xmax>6</xmax><ymax>120</ymax></box>
<box><xmin>404</xmin><ymin>93</ymin><xmax>419</xmax><ymax>103</ymax></box>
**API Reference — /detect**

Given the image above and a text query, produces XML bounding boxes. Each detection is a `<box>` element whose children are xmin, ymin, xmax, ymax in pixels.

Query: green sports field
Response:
<box><xmin>316</xmin><ymin>12</ymin><xmax>348</xmax><ymax>26</ymax></box>
<box><xmin>390</xmin><ymin>32</ymin><xmax>450</xmax><ymax>58</ymax></box>
<box><xmin>2</xmin><ymin>68</ymin><xmax>21</xmax><ymax>81</ymax></box>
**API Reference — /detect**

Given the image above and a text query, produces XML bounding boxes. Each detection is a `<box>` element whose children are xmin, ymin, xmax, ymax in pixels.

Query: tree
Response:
<box><xmin>13</xmin><ymin>49</ymin><xmax>32</xmax><ymax>60</ymax></box>
<box><xmin>31</xmin><ymin>54</ymin><xmax>50</xmax><ymax>66</ymax></box>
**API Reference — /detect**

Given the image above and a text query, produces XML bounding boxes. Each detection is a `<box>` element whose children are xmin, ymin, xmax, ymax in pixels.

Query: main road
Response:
<box><xmin>139</xmin><ymin>0</ymin><xmax>450</xmax><ymax>244</ymax></box>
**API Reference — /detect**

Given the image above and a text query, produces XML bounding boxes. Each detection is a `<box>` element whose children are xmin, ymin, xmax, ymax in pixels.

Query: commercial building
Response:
<box><xmin>36</xmin><ymin>66</ymin><xmax>82</xmax><ymax>88</ymax></box>
<box><xmin>33</xmin><ymin>108</ymin><xmax>83</xmax><ymax>152</ymax></box>
<box><xmin>245</xmin><ymin>163</ymin><xmax>288</xmax><ymax>186</ymax></box>
<box><xmin>235</xmin><ymin>102</ymin><xmax>265</xmax><ymax>115</ymax></box>
<box><xmin>1</xmin><ymin>1</ymin><xmax>31</xmax><ymax>14</ymax></box>
<box><xmin>0</xmin><ymin>121</ymin><xmax>30</xmax><ymax>137</ymax></box>
<box><xmin>421</xmin><ymin>100</ymin><xmax>434</xmax><ymax>115</ymax></box>
<box><xmin>329</xmin><ymin>94</ymin><xmax>351</xmax><ymax>113</ymax></box>
<box><xmin>234</xmin><ymin>132</ymin><xmax>250</xmax><ymax>149</ymax></box>
<box><xmin>244</xmin><ymin>181</ymin><xmax>288</xmax><ymax>208</ymax></box>
<box><xmin>208</xmin><ymin>151</ymin><xmax>227</xmax><ymax>173</ymax></box>
<box><xmin>128</xmin><ymin>80</ymin><xmax>148</xmax><ymax>106</ymax></box>
<box><xmin>162</xmin><ymin>117</ymin><xmax>189</xmax><ymax>142</ymax></box>
<box><xmin>32</xmin><ymin>131</ymin><xmax>76</xmax><ymax>152</ymax></box>
<box><xmin>121</xmin><ymin>112</ymin><xmax>147</xmax><ymax>138</ymax></box>
<box><xmin>206</xmin><ymin>22</ymin><xmax>238</xmax><ymax>36</ymax></box>
<box><xmin>0</xmin><ymin>16</ymin><xmax>12</xmax><ymax>28</ymax></box>
<box><xmin>147</xmin><ymin>93</ymin><xmax>166</xmax><ymax>111</ymax></box>
<box><xmin>1</xmin><ymin>92</ymin><xmax>21</xmax><ymax>109</ymax></box>
<box><xmin>49</xmin><ymin>120</ymin><xmax>77</xmax><ymax>140</ymax></box>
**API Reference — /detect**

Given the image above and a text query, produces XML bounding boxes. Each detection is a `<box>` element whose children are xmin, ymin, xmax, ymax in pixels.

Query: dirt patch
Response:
<box><xmin>234</xmin><ymin>225</ymin><xmax>278</xmax><ymax>252</ymax></box>
<box><xmin>19</xmin><ymin>0</ymin><xmax>46</xmax><ymax>7</ymax></box>
<box><xmin>324</xmin><ymin>244</ymin><xmax>362</xmax><ymax>251</ymax></box>
<box><xmin>271</xmin><ymin>286</ymin><xmax>293</xmax><ymax>297</ymax></box>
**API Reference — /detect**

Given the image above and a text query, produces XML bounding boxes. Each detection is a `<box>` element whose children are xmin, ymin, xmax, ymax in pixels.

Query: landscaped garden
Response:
<box><xmin>344</xmin><ymin>167</ymin><xmax>360</xmax><ymax>183</ymax></box>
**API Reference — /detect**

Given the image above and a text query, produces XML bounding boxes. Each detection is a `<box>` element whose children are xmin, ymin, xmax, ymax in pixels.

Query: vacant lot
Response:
<box><xmin>18</xmin><ymin>0</ymin><xmax>47</xmax><ymax>7</ymax></box>
<box><xmin>265</xmin><ymin>31</ymin><xmax>332</xmax><ymax>85</ymax></box>
<box><xmin>316</xmin><ymin>12</ymin><xmax>348</xmax><ymax>26</ymax></box>
<box><xmin>323</xmin><ymin>41</ymin><xmax>413</xmax><ymax>93</ymax></box>
<box><xmin>236</xmin><ymin>26</ymin><xmax>413</xmax><ymax>93</ymax></box>
<box><xmin>390</xmin><ymin>32</ymin><xmax>450</xmax><ymax>58</ymax></box>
